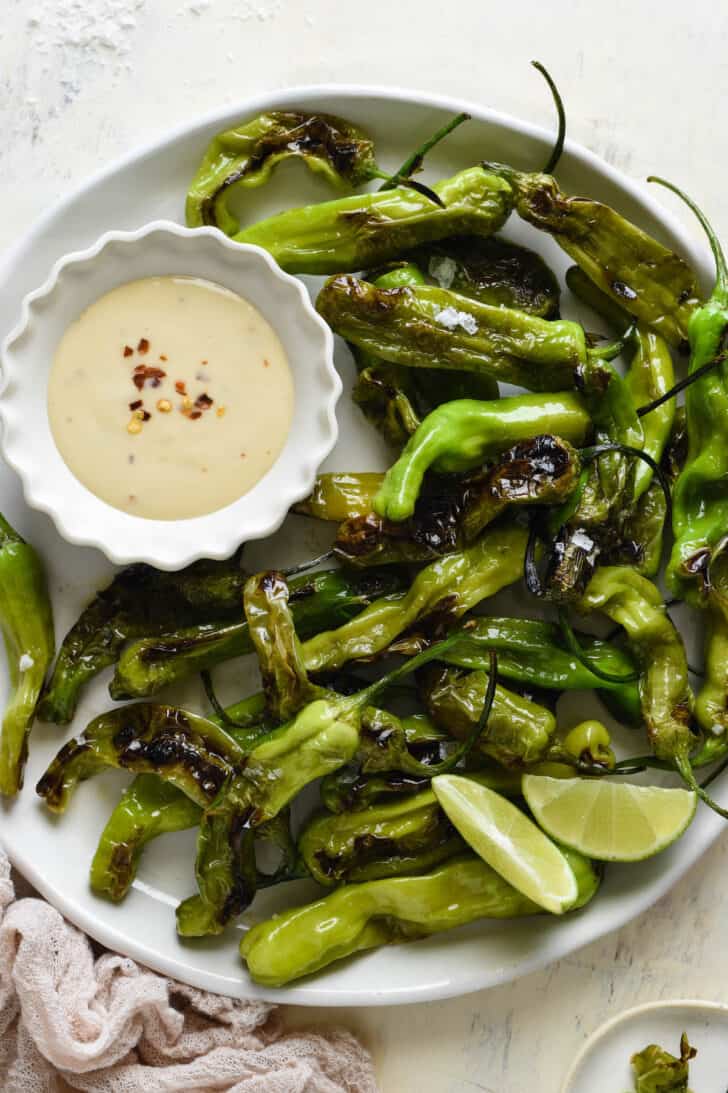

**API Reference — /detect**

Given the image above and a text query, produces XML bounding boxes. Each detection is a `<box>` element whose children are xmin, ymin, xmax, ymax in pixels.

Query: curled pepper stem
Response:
<box><xmin>531</xmin><ymin>60</ymin><xmax>566</xmax><ymax>174</ymax></box>
<box><xmin>636</xmin><ymin>353</ymin><xmax>728</xmax><ymax>418</ymax></box>
<box><xmin>281</xmin><ymin>550</ymin><xmax>336</xmax><ymax>578</ymax></box>
<box><xmin>200</xmin><ymin>669</ymin><xmax>256</xmax><ymax>729</ymax></box>
<box><xmin>556</xmin><ymin>608</ymin><xmax>640</xmax><ymax>684</ymax></box>
<box><xmin>674</xmin><ymin>751</ymin><xmax>728</xmax><ymax>820</ymax></box>
<box><xmin>649</xmin><ymin>175</ymin><xmax>728</xmax><ymax>299</ymax></box>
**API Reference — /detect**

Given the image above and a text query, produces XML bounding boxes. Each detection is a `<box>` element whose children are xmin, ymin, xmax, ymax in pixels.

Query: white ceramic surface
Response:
<box><xmin>0</xmin><ymin>85</ymin><xmax>723</xmax><ymax>1008</ymax></box>
<box><xmin>0</xmin><ymin>222</ymin><xmax>340</xmax><ymax>570</ymax></box>
<box><xmin>562</xmin><ymin>1000</ymin><xmax>728</xmax><ymax>1092</ymax></box>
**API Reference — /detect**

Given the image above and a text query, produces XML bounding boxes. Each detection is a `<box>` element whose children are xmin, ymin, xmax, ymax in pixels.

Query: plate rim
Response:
<box><xmin>561</xmin><ymin>998</ymin><xmax>728</xmax><ymax>1092</ymax></box>
<box><xmin>0</xmin><ymin>82</ymin><xmax>719</xmax><ymax>1007</ymax></box>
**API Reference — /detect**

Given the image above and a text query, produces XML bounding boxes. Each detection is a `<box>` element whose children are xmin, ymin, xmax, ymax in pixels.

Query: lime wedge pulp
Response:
<box><xmin>432</xmin><ymin>774</ymin><xmax>579</xmax><ymax>915</ymax></box>
<box><xmin>522</xmin><ymin>775</ymin><xmax>697</xmax><ymax>863</ymax></box>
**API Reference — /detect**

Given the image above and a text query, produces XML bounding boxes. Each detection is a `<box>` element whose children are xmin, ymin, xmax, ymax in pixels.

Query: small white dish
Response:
<box><xmin>0</xmin><ymin>221</ymin><xmax>340</xmax><ymax>570</ymax></box>
<box><xmin>562</xmin><ymin>999</ymin><xmax>728</xmax><ymax>1092</ymax></box>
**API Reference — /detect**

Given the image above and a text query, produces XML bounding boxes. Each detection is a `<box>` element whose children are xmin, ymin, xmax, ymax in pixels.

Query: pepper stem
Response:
<box><xmin>675</xmin><ymin>751</ymin><xmax>728</xmax><ymax>820</ymax></box>
<box><xmin>648</xmin><ymin>175</ymin><xmax>728</xmax><ymax>302</ymax></box>
<box><xmin>531</xmin><ymin>61</ymin><xmax>566</xmax><ymax>174</ymax></box>
<box><xmin>379</xmin><ymin>112</ymin><xmax>471</xmax><ymax>193</ymax></box>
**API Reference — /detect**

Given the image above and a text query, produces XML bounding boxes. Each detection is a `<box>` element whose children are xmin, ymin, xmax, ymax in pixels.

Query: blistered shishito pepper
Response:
<box><xmin>294</xmin><ymin>474</ymin><xmax>385</xmax><ymax>522</ymax></box>
<box><xmin>420</xmin><ymin>666</ymin><xmax>556</xmax><ymax>767</ymax></box>
<box><xmin>373</xmin><ymin>393</ymin><xmax>591</xmax><ymax>523</ymax></box>
<box><xmin>316</xmin><ymin>274</ymin><xmax>621</xmax><ymax>393</ymax></box>
<box><xmin>298</xmin><ymin>788</ymin><xmax>463</xmax><ymax>886</ymax></box>
<box><xmin>351</xmin><ymin>263</ymin><xmax>497</xmax><ymax>446</ymax></box>
<box><xmin>39</xmin><ymin>550</ymin><xmax>247</xmax><ymax>723</ymax></box>
<box><xmin>576</xmin><ymin>568</ymin><xmax>695</xmax><ymax>777</ymax></box>
<box><xmin>240</xmin><ymin>849</ymin><xmax>600</xmax><ymax>987</ymax></box>
<box><xmin>567</xmin><ymin>264</ymin><xmax>675</xmax><ymax>501</ymax></box>
<box><xmin>186</xmin><ymin>112</ymin><xmax>380</xmax><ymax>232</ymax></box>
<box><xmin>90</xmin><ymin>775</ymin><xmax>202</xmax><ymax>901</ymax></box>
<box><xmin>176</xmin><ymin>634</ymin><xmax>503</xmax><ymax>936</ymax></box>
<box><xmin>110</xmin><ymin>568</ymin><xmax>403</xmax><ymax>701</ymax></box>
<box><xmin>408</xmin><ymin>235</ymin><xmax>561</xmax><ymax>316</ymax></box>
<box><xmin>243</xmin><ymin>571</ymin><xmax>320</xmax><ymax>723</ymax></box>
<box><xmin>484</xmin><ymin>162</ymin><xmax>699</xmax><ymax>348</ymax></box>
<box><xmin>233</xmin><ymin>166</ymin><xmax>513</xmax><ymax>275</ymax></box>
<box><xmin>0</xmin><ymin>515</ymin><xmax>55</xmax><ymax>796</ymax></box>
<box><xmin>334</xmin><ymin>436</ymin><xmax>580</xmax><ymax>568</ymax></box>
<box><xmin>302</xmin><ymin>522</ymin><xmax>528</xmax><ymax>673</ymax></box>
<box><xmin>36</xmin><ymin>703</ymin><xmax>246</xmax><ymax>813</ymax></box>
<box><xmin>435</xmin><ymin>616</ymin><xmax>641</xmax><ymax>724</ymax></box>
<box><xmin>320</xmin><ymin>760</ymin><xmax>521</xmax><ymax>813</ymax></box>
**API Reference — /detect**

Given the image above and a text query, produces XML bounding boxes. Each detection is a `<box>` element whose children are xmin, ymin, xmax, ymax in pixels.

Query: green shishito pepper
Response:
<box><xmin>299</xmin><ymin>788</ymin><xmax>464</xmax><ymax>887</ymax></box>
<box><xmin>109</xmin><ymin>567</ymin><xmax>403</xmax><ymax>701</ymax></box>
<box><xmin>112</xmin><ymin>519</ymin><xmax>522</xmax><ymax>703</ymax></box>
<box><xmin>39</xmin><ymin>550</ymin><xmax>248</xmax><ymax>724</ymax></box>
<box><xmin>333</xmin><ymin>435</ymin><xmax>581</xmax><ymax>568</ymax></box>
<box><xmin>432</xmin><ymin>616</ymin><xmax>641</xmax><ymax>724</ymax></box>
<box><xmin>630</xmin><ymin>1033</ymin><xmax>695</xmax><ymax>1092</ymax></box>
<box><xmin>233</xmin><ymin>166</ymin><xmax>513</xmax><ymax>275</ymax></box>
<box><xmin>241</xmin><ymin>849</ymin><xmax>600</xmax><ymax>987</ymax></box>
<box><xmin>408</xmin><ymin>235</ymin><xmax>561</xmax><ymax>317</ymax></box>
<box><xmin>317</xmin><ymin>274</ymin><xmax>614</xmax><ymax>393</ymax></box>
<box><xmin>484</xmin><ymin>162</ymin><xmax>699</xmax><ymax>348</ymax></box>
<box><xmin>0</xmin><ymin>515</ymin><xmax>55</xmax><ymax>796</ymax></box>
<box><xmin>351</xmin><ymin>263</ymin><xmax>498</xmax><ymax>447</ymax></box>
<box><xmin>576</xmin><ymin>568</ymin><xmax>694</xmax><ymax>775</ymax></box>
<box><xmin>374</xmin><ymin>393</ymin><xmax>591</xmax><ymax>523</ymax></box>
<box><xmin>186</xmin><ymin>111</ymin><xmax>380</xmax><ymax>233</ymax></box>
<box><xmin>90</xmin><ymin>774</ymin><xmax>202</xmax><ymax>901</ymax></box>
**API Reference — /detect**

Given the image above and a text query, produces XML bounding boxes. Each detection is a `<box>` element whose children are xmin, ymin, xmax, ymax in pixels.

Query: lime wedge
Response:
<box><xmin>432</xmin><ymin>774</ymin><xmax>578</xmax><ymax>914</ymax></box>
<box><xmin>522</xmin><ymin>776</ymin><xmax>697</xmax><ymax>862</ymax></box>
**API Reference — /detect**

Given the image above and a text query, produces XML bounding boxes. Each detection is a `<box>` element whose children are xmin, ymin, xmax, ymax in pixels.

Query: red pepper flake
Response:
<box><xmin>159</xmin><ymin>354</ymin><xmax>168</xmax><ymax>362</ymax></box>
<box><xmin>129</xmin><ymin>399</ymin><xmax>143</xmax><ymax>411</ymax></box>
<box><xmin>133</xmin><ymin>364</ymin><xmax>167</xmax><ymax>391</ymax></box>
<box><xmin>194</xmin><ymin>392</ymin><xmax>213</xmax><ymax>410</ymax></box>
<box><xmin>141</xmin><ymin>410</ymin><xmax>151</xmax><ymax>422</ymax></box>
<box><xmin>175</xmin><ymin>380</ymin><xmax>187</xmax><ymax>396</ymax></box>
<box><xmin>123</xmin><ymin>345</ymin><xmax>133</xmax><ymax>357</ymax></box>
<box><xmin>263</xmin><ymin>358</ymin><xmax>270</xmax><ymax>368</ymax></box>
<box><xmin>190</xmin><ymin>410</ymin><xmax>202</xmax><ymax>420</ymax></box>
<box><xmin>137</xmin><ymin>338</ymin><xmax>150</xmax><ymax>354</ymax></box>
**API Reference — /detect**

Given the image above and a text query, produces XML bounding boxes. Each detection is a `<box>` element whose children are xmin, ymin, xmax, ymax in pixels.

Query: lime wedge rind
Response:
<box><xmin>432</xmin><ymin>774</ymin><xmax>579</xmax><ymax>915</ymax></box>
<box><xmin>522</xmin><ymin>776</ymin><xmax>697</xmax><ymax>863</ymax></box>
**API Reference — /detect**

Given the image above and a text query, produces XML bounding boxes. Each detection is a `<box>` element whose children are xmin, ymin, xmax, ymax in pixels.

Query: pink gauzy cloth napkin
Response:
<box><xmin>0</xmin><ymin>849</ymin><xmax>379</xmax><ymax>1093</ymax></box>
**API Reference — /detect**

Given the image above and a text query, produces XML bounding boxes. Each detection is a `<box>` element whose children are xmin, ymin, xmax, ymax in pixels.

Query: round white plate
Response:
<box><xmin>562</xmin><ymin>1000</ymin><xmax>728</xmax><ymax>1092</ymax></box>
<box><xmin>0</xmin><ymin>85</ymin><xmax>722</xmax><ymax>1007</ymax></box>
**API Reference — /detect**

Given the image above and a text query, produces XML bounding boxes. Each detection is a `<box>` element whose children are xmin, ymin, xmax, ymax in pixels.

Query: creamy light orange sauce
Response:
<box><xmin>48</xmin><ymin>276</ymin><xmax>294</xmax><ymax>520</ymax></box>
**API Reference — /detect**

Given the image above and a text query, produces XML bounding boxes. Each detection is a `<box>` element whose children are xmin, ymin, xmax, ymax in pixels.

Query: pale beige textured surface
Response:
<box><xmin>3</xmin><ymin>3</ymin><xmax>728</xmax><ymax>1089</ymax></box>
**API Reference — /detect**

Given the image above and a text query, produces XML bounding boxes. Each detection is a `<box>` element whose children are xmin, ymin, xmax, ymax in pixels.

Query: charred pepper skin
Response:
<box><xmin>373</xmin><ymin>393</ymin><xmax>591</xmax><ymax>523</ymax></box>
<box><xmin>351</xmin><ymin>263</ymin><xmax>497</xmax><ymax>446</ymax></box>
<box><xmin>408</xmin><ymin>234</ymin><xmax>561</xmax><ymax>317</ymax></box>
<box><xmin>317</xmin><ymin>274</ymin><xmax>594</xmax><ymax>392</ymax></box>
<box><xmin>186</xmin><ymin>111</ymin><xmax>380</xmax><ymax>233</ymax></box>
<box><xmin>298</xmin><ymin>788</ymin><xmax>464</xmax><ymax>887</ymax></box>
<box><xmin>110</xmin><ymin>568</ymin><xmax>404</xmax><ymax>701</ymax></box>
<box><xmin>0</xmin><ymin>515</ymin><xmax>55</xmax><ymax>797</ymax></box>
<box><xmin>240</xmin><ymin>849</ymin><xmax>600</xmax><ymax>987</ymax></box>
<box><xmin>234</xmin><ymin>167</ymin><xmax>513</xmax><ymax>275</ymax></box>
<box><xmin>39</xmin><ymin>550</ymin><xmax>247</xmax><ymax>724</ymax></box>
<box><xmin>333</xmin><ymin>436</ymin><xmax>581</xmax><ymax>568</ymax></box>
<box><xmin>302</xmin><ymin>522</ymin><xmax>528</xmax><ymax>674</ymax></box>
<box><xmin>485</xmin><ymin>163</ymin><xmax>699</xmax><ymax>348</ymax></box>
<box><xmin>36</xmin><ymin>703</ymin><xmax>246</xmax><ymax>813</ymax></box>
